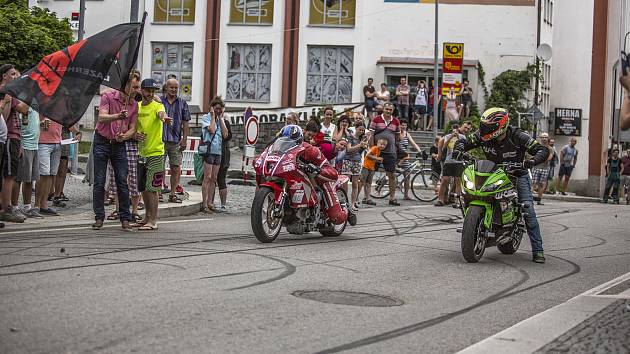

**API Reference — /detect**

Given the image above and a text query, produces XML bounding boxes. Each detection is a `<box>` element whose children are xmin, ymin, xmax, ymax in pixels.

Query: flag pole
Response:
<box><xmin>118</xmin><ymin>12</ymin><xmax>148</xmax><ymax>137</ymax></box>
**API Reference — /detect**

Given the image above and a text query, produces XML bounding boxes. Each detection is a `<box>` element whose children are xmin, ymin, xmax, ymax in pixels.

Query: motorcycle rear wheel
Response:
<box><xmin>319</xmin><ymin>189</ymin><xmax>349</xmax><ymax>237</ymax></box>
<box><xmin>461</xmin><ymin>205</ymin><xmax>487</xmax><ymax>263</ymax></box>
<box><xmin>251</xmin><ymin>186</ymin><xmax>282</xmax><ymax>243</ymax></box>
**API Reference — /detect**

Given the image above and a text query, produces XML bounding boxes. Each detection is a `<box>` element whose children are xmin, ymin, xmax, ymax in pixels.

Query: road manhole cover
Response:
<box><xmin>292</xmin><ymin>290</ymin><xmax>404</xmax><ymax>307</ymax></box>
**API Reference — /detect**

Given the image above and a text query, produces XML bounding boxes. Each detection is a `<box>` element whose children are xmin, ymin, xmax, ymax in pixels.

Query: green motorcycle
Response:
<box><xmin>444</xmin><ymin>158</ymin><xmax>526</xmax><ymax>263</ymax></box>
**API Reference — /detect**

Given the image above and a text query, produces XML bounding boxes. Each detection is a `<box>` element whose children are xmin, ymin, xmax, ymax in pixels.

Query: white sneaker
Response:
<box><xmin>25</xmin><ymin>208</ymin><xmax>44</xmax><ymax>219</ymax></box>
<box><xmin>217</xmin><ymin>205</ymin><xmax>227</xmax><ymax>213</ymax></box>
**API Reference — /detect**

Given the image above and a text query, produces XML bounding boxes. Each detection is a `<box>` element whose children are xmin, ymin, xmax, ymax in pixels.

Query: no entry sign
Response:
<box><xmin>244</xmin><ymin>107</ymin><xmax>259</xmax><ymax>145</ymax></box>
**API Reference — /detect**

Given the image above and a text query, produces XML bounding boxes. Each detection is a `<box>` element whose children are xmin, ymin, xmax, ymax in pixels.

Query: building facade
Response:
<box><xmin>31</xmin><ymin>0</ymin><xmax>549</xmax><ymax>114</ymax></box>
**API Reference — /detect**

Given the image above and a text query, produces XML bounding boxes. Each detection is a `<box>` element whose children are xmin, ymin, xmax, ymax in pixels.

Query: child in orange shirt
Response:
<box><xmin>359</xmin><ymin>138</ymin><xmax>387</xmax><ymax>205</ymax></box>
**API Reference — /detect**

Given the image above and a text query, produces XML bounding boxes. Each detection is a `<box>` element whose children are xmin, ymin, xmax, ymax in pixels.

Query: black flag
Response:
<box><xmin>5</xmin><ymin>17</ymin><xmax>145</xmax><ymax>127</ymax></box>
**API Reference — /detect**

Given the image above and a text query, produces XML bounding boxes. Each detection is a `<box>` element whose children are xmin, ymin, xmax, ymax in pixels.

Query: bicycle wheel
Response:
<box><xmin>370</xmin><ymin>170</ymin><xmax>390</xmax><ymax>199</ymax></box>
<box><xmin>411</xmin><ymin>169</ymin><xmax>439</xmax><ymax>202</ymax></box>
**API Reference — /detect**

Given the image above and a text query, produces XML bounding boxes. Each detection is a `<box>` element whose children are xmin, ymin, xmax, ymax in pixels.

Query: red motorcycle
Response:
<box><xmin>251</xmin><ymin>137</ymin><xmax>353</xmax><ymax>243</ymax></box>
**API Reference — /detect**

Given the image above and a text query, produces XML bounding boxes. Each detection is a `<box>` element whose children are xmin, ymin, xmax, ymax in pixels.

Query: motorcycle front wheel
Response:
<box><xmin>319</xmin><ymin>189</ymin><xmax>349</xmax><ymax>237</ymax></box>
<box><xmin>251</xmin><ymin>186</ymin><xmax>283</xmax><ymax>243</ymax></box>
<box><xmin>461</xmin><ymin>205</ymin><xmax>487</xmax><ymax>263</ymax></box>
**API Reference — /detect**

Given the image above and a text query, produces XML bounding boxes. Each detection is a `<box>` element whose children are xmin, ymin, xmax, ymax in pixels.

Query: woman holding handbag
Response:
<box><xmin>200</xmin><ymin>96</ymin><xmax>228</xmax><ymax>213</ymax></box>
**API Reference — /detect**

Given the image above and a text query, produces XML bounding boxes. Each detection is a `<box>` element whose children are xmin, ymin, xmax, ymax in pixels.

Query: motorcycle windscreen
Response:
<box><xmin>271</xmin><ymin>138</ymin><xmax>299</xmax><ymax>155</ymax></box>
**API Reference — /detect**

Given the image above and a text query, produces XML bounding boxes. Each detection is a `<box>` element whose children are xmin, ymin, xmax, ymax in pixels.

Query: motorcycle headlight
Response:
<box><xmin>463</xmin><ymin>174</ymin><xmax>475</xmax><ymax>190</ymax></box>
<box><xmin>481</xmin><ymin>179</ymin><xmax>504</xmax><ymax>192</ymax></box>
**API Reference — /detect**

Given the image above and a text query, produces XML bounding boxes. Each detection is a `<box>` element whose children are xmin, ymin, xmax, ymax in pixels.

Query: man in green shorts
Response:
<box><xmin>135</xmin><ymin>78</ymin><xmax>172</xmax><ymax>230</ymax></box>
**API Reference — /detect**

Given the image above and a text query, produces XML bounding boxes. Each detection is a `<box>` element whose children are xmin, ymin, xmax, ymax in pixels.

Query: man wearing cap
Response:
<box><xmin>531</xmin><ymin>133</ymin><xmax>553</xmax><ymax>205</ymax></box>
<box><xmin>134</xmin><ymin>78</ymin><xmax>172</xmax><ymax>231</ymax></box>
<box><xmin>92</xmin><ymin>73</ymin><xmax>141</xmax><ymax>231</ymax></box>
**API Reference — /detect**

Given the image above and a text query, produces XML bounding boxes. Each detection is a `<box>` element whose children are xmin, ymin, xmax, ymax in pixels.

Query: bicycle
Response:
<box><xmin>371</xmin><ymin>152</ymin><xmax>439</xmax><ymax>202</ymax></box>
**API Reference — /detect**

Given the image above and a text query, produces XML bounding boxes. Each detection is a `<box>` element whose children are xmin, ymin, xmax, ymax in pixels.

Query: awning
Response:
<box><xmin>376</xmin><ymin>56</ymin><xmax>479</xmax><ymax>68</ymax></box>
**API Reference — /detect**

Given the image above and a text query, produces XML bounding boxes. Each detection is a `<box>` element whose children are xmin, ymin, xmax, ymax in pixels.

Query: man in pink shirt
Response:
<box><xmin>92</xmin><ymin>73</ymin><xmax>141</xmax><ymax>230</ymax></box>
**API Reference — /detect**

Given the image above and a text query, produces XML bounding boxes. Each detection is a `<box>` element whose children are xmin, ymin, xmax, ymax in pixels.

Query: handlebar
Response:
<box><xmin>297</xmin><ymin>161</ymin><xmax>321</xmax><ymax>175</ymax></box>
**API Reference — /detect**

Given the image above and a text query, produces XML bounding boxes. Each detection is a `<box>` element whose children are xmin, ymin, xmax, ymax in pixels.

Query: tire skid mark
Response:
<box><xmin>315</xmin><ymin>257</ymin><xmax>531</xmax><ymax>354</ymax></box>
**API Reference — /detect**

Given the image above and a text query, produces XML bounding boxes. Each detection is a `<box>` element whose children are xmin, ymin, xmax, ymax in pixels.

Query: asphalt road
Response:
<box><xmin>0</xmin><ymin>200</ymin><xmax>628</xmax><ymax>354</ymax></box>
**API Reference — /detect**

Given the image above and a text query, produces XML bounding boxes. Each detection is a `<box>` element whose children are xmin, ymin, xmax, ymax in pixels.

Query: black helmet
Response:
<box><xmin>280</xmin><ymin>124</ymin><xmax>303</xmax><ymax>144</ymax></box>
<box><xmin>479</xmin><ymin>107</ymin><xmax>510</xmax><ymax>142</ymax></box>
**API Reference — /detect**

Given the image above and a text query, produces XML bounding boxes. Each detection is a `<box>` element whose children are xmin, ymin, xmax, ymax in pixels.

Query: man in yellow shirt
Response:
<box><xmin>134</xmin><ymin>78</ymin><xmax>172</xmax><ymax>230</ymax></box>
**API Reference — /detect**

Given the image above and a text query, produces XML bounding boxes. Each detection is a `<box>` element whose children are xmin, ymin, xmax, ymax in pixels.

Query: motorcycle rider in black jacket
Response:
<box><xmin>454</xmin><ymin>108</ymin><xmax>550</xmax><ymax>263</ymax></box>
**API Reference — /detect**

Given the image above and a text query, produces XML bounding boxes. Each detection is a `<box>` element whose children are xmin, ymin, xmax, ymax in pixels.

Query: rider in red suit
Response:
<box><xmin>282</xmin><ymin>124</ymin><xmax>349</xmax><ymax>225</ymax></box>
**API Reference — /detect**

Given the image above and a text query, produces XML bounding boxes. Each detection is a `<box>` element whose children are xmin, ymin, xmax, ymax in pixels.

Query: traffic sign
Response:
<box><xmin>244</xmin><ymin>107</ymin><xmax>259</xmax><ymax>146</ymax></box>
<box><xmin>442</xmin><ymin>42</ymin><xmax>464</xmax><ymax>95</ymax></box>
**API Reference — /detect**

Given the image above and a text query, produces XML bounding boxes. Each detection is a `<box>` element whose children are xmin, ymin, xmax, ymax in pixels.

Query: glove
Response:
<box><xmin>524</xmin><ymin>159</ymin><xmax>536</xmax><ymax>169</ymax></box>
<box><xmin>303</xmin><ymin>163</ymin><xmax>321</xmax><ymax>174</ymax></box>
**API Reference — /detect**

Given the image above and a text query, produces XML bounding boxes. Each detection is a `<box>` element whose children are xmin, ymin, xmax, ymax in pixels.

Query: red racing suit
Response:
<box><xmin>299</xmin><ymin>143</ymin><xmax>348</xmax><ymax>225</ymax></box>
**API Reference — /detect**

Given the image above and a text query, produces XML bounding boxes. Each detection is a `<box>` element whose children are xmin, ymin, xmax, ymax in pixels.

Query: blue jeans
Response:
<box><xmin>397</xmin><ymin>104</ymin><xmax>409</xmax><ymax>121</ymax></box>
<box><xmin>93</xmin><ymin>136</ymin><xmax>131</xmax><ymax>222</ymax></box>
<box><xmin>516</xmin><ymin>175</ymin><xmax>543</xmax><ymax>252</ymax></box>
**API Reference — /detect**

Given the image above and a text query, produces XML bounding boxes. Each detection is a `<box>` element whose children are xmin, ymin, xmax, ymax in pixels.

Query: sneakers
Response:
<box><xmin>92</xmin><ymin>219</ymin><xmax>104</xmax><ymax>230</ymax></box>
<box><xmin>560</xmin><ymin>191</ymin><xmax>567</xmax><ymax>196</ymax></box>
<box><xmin>532</xmin><ymin>251</ymin><xmax>546</xmax><ymax>264</ymax></box>
<box><xmin>216</xmin><ymin>205</ymin><xmax>227</xmax><ymax>213</ymax></box>
<box><xmin>389</xmin><ymin>200</ymin><xmax>401</xmax><ymax>206</ymax></box>
<box><xmin>23</xmin><ymin>208</ymin><xmax>44</xmax><ymax>219</ymax></box>
<box><xmin>537</xmin><ymin>201</ymin><xmax>544</xmax><ymax>206</ymax></box>
<box><xmin>52</xmin><ymin>198</ymin><xmax>67</xmax><ymax>208</ymax></box>
<box><xmin>362</xmin><ymin>199</ymin><xmax>376</xmax><ymax>206</ymax></box>
<box><xmin>39</xmin><ymin>208</ymin><xmax>60</xmax><ymax>216</ymax></box>
<box><xmin>0</xmin><ymin>209</ymin><xmax>26</xmax><ymax>223</ymax></box>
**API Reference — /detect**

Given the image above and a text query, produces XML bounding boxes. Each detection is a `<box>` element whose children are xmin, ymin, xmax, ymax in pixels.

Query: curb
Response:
<box><xmin>0</xmin><ymin>192</ymin><xmax>203</xmax><ymax>232</ymax></box>
<box><xmin>457</xmin><ymin>272</ymin><xmax>630</xmax><ymax>354</ymax></box>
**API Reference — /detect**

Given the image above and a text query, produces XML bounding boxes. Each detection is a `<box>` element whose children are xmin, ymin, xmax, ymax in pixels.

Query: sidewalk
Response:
<box><xmin>457</xmin><ymin>272</ymin><xmax>630</xmax><ymax>354</ymax></box>
<box><xmin>2</xmin><ymin>174</ymin><xmax>203</xmax><ymax>231</ymax></box>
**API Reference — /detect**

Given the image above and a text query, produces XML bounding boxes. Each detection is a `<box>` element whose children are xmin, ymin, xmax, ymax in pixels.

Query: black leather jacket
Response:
<box><xmin>454</xmin><ymin>126</ymin><xmax>549</xmax><ymax>177</ymax></box>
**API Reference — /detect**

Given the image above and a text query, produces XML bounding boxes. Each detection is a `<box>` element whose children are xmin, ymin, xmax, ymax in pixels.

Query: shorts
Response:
<box><xmin>60</xmin><ymin>144</ymin><xmax>70</xmax><ymax>159</ymax></box>
<box><xmin>38</xmin><ymin>143</ymin><xmax>61</xmax><ymax>176</ymax></box>
<box><xmin>381</xmin><ymin>152</ymin><xmax>397</xmax><ymax>173</ymax></box>
<box><xmin>415</xmin><ymin>105</ymin><xmax>428</xmax><ymax>115</ymax></box>
<box><xmin>16</xmin><ymin>149</ymin><xmax>39</xmax><ymax>182</ymax></box>
<box><xmin>203</xmin><ymin>153</ymin><xmax>221</xmax><ymax>166</ymax></box>
<box><xmin>164</xmin><ymin>141</ymin><xmax>183</xmax><ymax>166</ymax></box>
<box><xmin>532</xmin><ymin>167</ymin><xmax>549</xmax><ymax>185</ymax></box>
<box><xmin>621</xmin><ymin>175</ymin><xmax>630</xmax><ymax>189</ymax></box>
<box><xmin>360</xmin><ymin>168</ymin><xmax>375</xmax><ymax>184</ymax></box>
<box><xmin>138</xmin><ymin>155</ymin><xmax>165</xmax><ymax>193</ymax></box>
<box><xmin>341</xmin><ymin>160</ymin><xmax>362</xmax><ymax>176</ymax></box>
<box><xmin>107</xmin><ymin>141</ymin><xmax>140</xmax><ymax>197</ymax></box>
<box><xmin>548</xmin><ymin>165</ymin><xmax>555</xmax><ymax>181</ymax></box>
<box><xmin>3</xmin><ymin>138</ymin><xmax>20</xmax><ymax>178</ymax></box>
<box><xmin>558</xmin><ymin>165</ymin><xmax>574</xmax><ymax>178</ymax></box>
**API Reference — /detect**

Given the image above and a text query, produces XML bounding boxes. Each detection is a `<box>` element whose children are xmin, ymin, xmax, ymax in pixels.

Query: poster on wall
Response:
<box><xmin>152</xmin><ymin>44</ymin><xmax>165</xmax><ymax>69</ymax></box>
<box><xmin>152</xmin><ymin>71</ymin><xmax>164</xmax><ymax>88</ymax></box>
<box><xmin>181</xmin><ymin>45</ymin><xmax>193</xmax><ymax>71</ymax></box>
<box><xmin>554</xmin><ymin>108</ymin><xmax>582</xmax><ymax>136</ymax></box>
<box><xmin>167</xmin><ymin>45</ymin><xmax>179</xmax><ymax>70</ymax></box>
<box><xmin>180</xmin><ymin>72</ymin><xmax>192</xmax><ymax>101</ymax></box>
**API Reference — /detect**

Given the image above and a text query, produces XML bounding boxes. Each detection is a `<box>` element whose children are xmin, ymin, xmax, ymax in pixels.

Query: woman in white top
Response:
<box><xmin>376</xmin><ymin>83</ymin><xmax>391</xmax><ymax>106</ymax></box>
<box><xmin>320</xmin><ymin>106</ymin><xmax>336</xmax><ymax>143</ymax></box>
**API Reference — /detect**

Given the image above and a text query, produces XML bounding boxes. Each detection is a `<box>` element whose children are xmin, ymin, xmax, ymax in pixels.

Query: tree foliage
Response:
<box><xmin>0</xmin><ymin>1</ymin><xmax>74</xmax><ymax>71</ymax></box>
<box><xmin>486</xmin><ymin>64</ymin><xmax>538</xmax><ymax>129</ymax></box>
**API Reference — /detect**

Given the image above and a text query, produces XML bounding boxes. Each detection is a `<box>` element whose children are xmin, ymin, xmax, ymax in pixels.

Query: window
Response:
<box><xmin>309</xmin><ymin>0</ymin><xmax>356</xmax><ymax>27</ymax></box>
<box><xmin>151</xmin><ymin>42</ymin><xmax>194</xmax><ymax>101</ymax></box>
<box><xmin>229</xmin><ymin>0</ymin><xmax>274</xmax><ymax>25</ymax></box>
<box><xmin>154</xmin><ymin>0</ymin><xmax>195</xmax><ymax>24</ymax></box>
<box><xmin>226</xmin><ymin>44</ymin><xmax>272</xmax><ymax>102</ymax></box>
<box><xmin>306</xmin><ymin>46</ymin><xmax>353</xmax><ymax>104</ymax></box>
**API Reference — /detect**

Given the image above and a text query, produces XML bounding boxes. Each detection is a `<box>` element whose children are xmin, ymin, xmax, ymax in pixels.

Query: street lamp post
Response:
<box><xmin>433</xmin><ymin>0</ymin><xmax>439</xmax><ymax>139</ymax></box>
